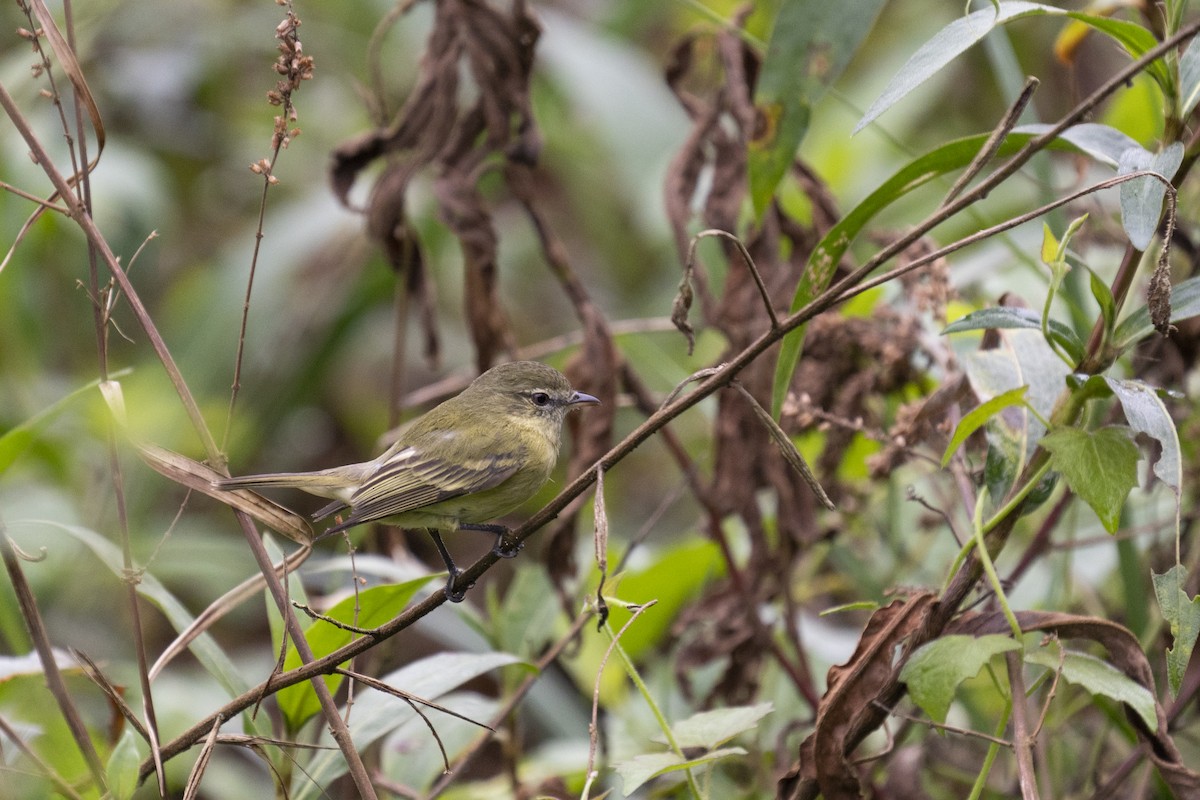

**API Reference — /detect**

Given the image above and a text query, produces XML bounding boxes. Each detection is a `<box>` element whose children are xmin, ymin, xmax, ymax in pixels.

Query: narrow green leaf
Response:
<box><xmin>900</xmin><ymin>634</ymin><xmax>1021</xmax><ymax>724</ymax></box>
<box><xmin>856</xmin><ymin>5</ymin><xmax>1168</xmax><ymax>134</ymax></box>
<box><xmin>749</xmin><ymin>0</ymin><xmax>886</xmax><ymax>214</ymax></box>
<box><xmin>1117</xmin><ymin>142</ymin><xmax>1183</xmax><ymax>251</ymax></box>
<box><xmin>945</xmin><ymin>307</ymin><xmax>1083</xmax><ymax>362</ymax></box>
<box><xmin>0</xmin><ymin>372</ymin><xmax>129</xmax><ymax>474</ymax></box>
<box><xmin>1104</xmin><ymin>378</ymin><xmax>1182</xmax><ymax>492</ymax></box>
<box><xmin>1089</xmin><ymin>268</ymin><xmax>1117</xmax><ymax>339</ymax></box>
<box><xmin>1179</xmin><ymin>36</ymin><xmax>1200</xmax><ymax>116</ymax></box>
<box><xmin>1065</xmin><ymin>13</ymin><xmax>1172</xmax><ymax>93</ymax></box>
<box><xmin>12</xmin><ymin>521</ymin><xmax>252</xmax><ymax>700</ymax></box>
<box><xmin>670</xmin><ymin>702</ymin><xmax>773</xmax><ymax>750</ymax></box>
<box><xmin>1113</xmin><ymin>275</ymin><xmax>1200</xmax><ymax>348</ymax></box>
<box><xmin>943</xmin><ymin>386</ymin><xmax>1029</xmax><ymax>467</ymax></box>
<box><xmin>1040</xmin><ymin>426</ymin><xmax>1139</xmax><ymax>533</ymax></box>
<box><xmin>1152</xmin><ymin>565</ymin><xmax>1200</xmax><ymax>696</ymax></box>
<box><xmin>772</xmin><ymin>122</ymin><xmax>1114</xmax><ymax>416</ymax></box>
<box><xmin>855</xmin><ymin>2</ymin><xmax>1061</xmax><ymax>133</ymax></box>
<box><xmin>1026</xmin><ymin>645</ymin><xmax>1157</xmax><ymax>730</ymax></box>
<box><xmin>1017</xmin><ymin>121</ymin><xmax>1138</xmax><ymax>168</ymax></box>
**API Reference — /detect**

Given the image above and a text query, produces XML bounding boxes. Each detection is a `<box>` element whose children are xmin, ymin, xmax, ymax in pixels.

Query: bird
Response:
<box><xmin>214</xmin><ymin>361</ymin><xmax>600</xmax><ymax>600</ymax></box>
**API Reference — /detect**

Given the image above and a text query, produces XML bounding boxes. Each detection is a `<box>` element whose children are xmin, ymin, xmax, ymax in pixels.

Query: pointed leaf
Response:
<box><xmin>855</xmin><ymin>2</ymin><xmax>1061</xmax><ymax>133</ymax></box>
<box><xmin>1017</xmin><ymin>122</ymin><xmax>1139</xmax><ymax>168</ymax></box>
<box><xmin>1153</xmin><ymin>565</ymin><xmax>1200</xmax><ymax>696</ymax></box>
<box><xmin>750</xmin><ymin>0</ymin><xmax>886</xmax><ymax>213</ymax></box>
<box><xmin>1026</xmin><ymin>645</ymin><xmax>1157</xmax><ymax>730</ymax></box>
<box><xmin>1089</xmin><ymin>268</ymin><xmax>1117</xmax><ymax>337</ymax></box>
<box><xmin>1040</xmin><ymin>426</ymin><xmax>1139</xmax><ymax>533</ymax></box>
<box><xmin>1117</xmin><ymin>143</ymin><xmax>1183</xmax><ymax>250</ymax></box>
<box><xmin>943</xmin><ymin>307</ymin><xmax>1083</xmax><ymax>361</ymax></box>
<box><xmin>670</xmin><ymin>702</ymin><xmax>773</xmax><ymax>750</ymax></box>
<box><xmin>615</xmin><ymin>747</ymin><xmax>748</xmax><ymax>794</ymax></box>
<box><xmin>943</xmin><ymin>386</ymin><xmax>1029</xmax><ymax>467</ymax></box>
<box><xmin>900</xmin><ymin>634</ymin><xmax>1021</xmax><ymax>723</ymax></box>
<box><xmin>772</xmin><ymin>126</ymin><xmax>1102</xmax><ymax>415</ymax></box>
<box><xmin>1180</xmin><ymin>36</ymin><xmax>1200</xmax><ymax>116</ymax></box>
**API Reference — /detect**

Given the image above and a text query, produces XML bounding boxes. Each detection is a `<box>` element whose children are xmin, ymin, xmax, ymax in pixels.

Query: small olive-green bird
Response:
<box><xmin>215</xmin><ymin>361</ymin><xmax>599</xmax><ymax>600</ymax></box>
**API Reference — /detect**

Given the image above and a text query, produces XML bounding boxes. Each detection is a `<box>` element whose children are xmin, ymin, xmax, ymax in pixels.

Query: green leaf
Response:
<box><xmin>1104</xmin><ymin>378</ymin><xmax>1181</xmax><ymax>493</ymax></box>
<box><xmin>0</xmin><ymin>372</ymin><xmax>128</xmax><ymax>474</ymax></box>
<box><xmin>900</xmin><ymin>634</ymin><xmax>1021</xmax><ymax>724</ymax></box>
<box><xmin>942</xmin><ymin>386</ymin><xmax>1029</xmax><ymax>467</ymax></box>
<box><xmin>1017</xmin><ymin>122</ymin><xmax>1138</xmax><ymax>168</ymax></box>
<box><xmin>1040</xmin><ymin>426</ymin><xmax>1139</xmax><ymax>533</ymax></box>
<box><xmin>855</xmin><ymin>2</ymin><xmax>1061</xmax><ymax>133</ymax></box>
<box><xmin>490</xmin><ymin>565</ymin><xmax>560</xmax><ymax>660</ymax></box>
<box><xmin>292</xmin><ymin>651</ymin><xmax>527</xmax><ymax>800</ymax></box>
<box><xmin>670</xmin><ymin>702</ymin><xmax>773</xmax><ymax>750</ymax></box>
<box><xmin>1025</xmin><ymin>645</ymin><xmax>1157</xmax><ymax>730</ymax></box>
<box><xmin>1066</xmin><ymin>13</ymin><xmax>1172</xmax><ymax>94</ymax></box>
<box><xmin>615</xmin><ymin>747</ymin><xmax>748</xmax><ymax>795</ymax></box>
<box><xmin>749</xmin><ymin>0</ymin><xmax>886</xmax><ymax>214</ymax></box>
<box><xmin>12</xmin><ymin>521</ymin><xmax>252</xmax><ymax>701</ymax></box>
<box><xmin>856</xmin><ymin>6</ymin><xmax>1170</xmax><ymax>133</ymax></box>
<box><xmin>772</xmin><ymin>120</ymin><xmax>1131</xmax><ymax>415</ymax></box>
<box><xmin>1089</xmin><ymin>268</ymin><xmax>1117</xmax><ymax>339</ymax></box>
<box><xmin>943</xmin><ymin>307</ymin><xmax>1083</xmax><ymax>362</ymax></box>
<box><xmin>1179</xmin><ymin>36</ymin><xmax>1200</xmax><ymax>116</ymax></box>
<box><xmin>1153</xmin><ymin>565</ymin><xmax>1200</xmax><ymax>696</ymax></box>
<box><xmin>277</xmin><ymin>576</ymin><xmax>435</xmax><ymax>729</ymax></box>
<box><xmin>1117</xmin><ymin>142</ymin><xmax>1183</xmax><ymax>250</ymax></box>
<box><xmin>602</xmin><ymin>539</ymin><xmax>724</xmax><ymax>663</ymax></box>
<box><xmin>1113</xmin><ymin>275</ymin><xmax>1200</xmax><ymax>349</ymax></box>
<box><xmin>105</xmin><ymin>728</ymin><xmax>141</xmax><ymax>800</ymax></box>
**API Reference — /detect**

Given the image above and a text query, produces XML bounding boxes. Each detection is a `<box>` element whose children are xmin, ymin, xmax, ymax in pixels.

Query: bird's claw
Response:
<box><xmin>493</xmin><ymin>534</ymin><xmax>523</xmax><ymax>559</ymax></box>
<box><xmin>444</xmin><ymin>570</ymin><xmax>469</xmax><ymax>603</ymax></box>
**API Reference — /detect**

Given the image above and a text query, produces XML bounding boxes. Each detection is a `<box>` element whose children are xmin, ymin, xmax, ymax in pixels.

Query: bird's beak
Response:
<box><xmin>569</xmin><ymin>391</ymin><xmax>601</xmax><ymax>406</ymax></box>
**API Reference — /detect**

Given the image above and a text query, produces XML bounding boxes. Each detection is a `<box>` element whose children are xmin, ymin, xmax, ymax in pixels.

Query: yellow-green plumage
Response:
<box><xmin>215</xmin><ymin>361</ymin><xmax>598</xmax><ymax>599</ymax></box>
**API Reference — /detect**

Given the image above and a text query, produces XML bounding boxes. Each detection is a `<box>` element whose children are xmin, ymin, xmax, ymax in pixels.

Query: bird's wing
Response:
<box><xmin>337</xmin><ymin>431</ymin><xmax>524</xmax><ymax>527</ymax></box>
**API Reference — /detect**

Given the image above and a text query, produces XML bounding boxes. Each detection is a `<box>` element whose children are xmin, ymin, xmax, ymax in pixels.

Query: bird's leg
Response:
<box><xmin>458</xmin><ymin>522</ymin><xmax>522</xmax><ymax>559</ymax></box>
<box><xmin>426</xmin><ymin>529</ymin><xmax>467</xmax><ymax>602</ymax></box>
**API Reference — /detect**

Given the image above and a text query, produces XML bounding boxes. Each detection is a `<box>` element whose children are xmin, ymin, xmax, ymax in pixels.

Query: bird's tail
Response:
<box><xmin>213</xmin><ymin>465</ymin><xmax>368</xmax><ymax>503</ymax></box>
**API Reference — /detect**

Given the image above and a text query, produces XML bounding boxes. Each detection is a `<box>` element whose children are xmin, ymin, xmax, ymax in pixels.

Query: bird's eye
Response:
<box><xmin>531</xmin><ymin>391</ymin><xmax>551</xmax><ymax>407</ymax></box>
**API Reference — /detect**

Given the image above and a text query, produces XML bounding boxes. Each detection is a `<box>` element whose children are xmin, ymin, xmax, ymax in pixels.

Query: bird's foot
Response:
<box><xmin>444</xmin><ymin>569</ymin><xmax>469</xmax><ymax>603</ymax></box>
<box><xmin>492</xmin><ymin>532</ymin><xmax>523</xmax><ymax>559</ymax></box>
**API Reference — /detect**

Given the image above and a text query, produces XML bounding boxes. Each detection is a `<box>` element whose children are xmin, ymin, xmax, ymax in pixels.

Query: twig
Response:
<box><xmin>941</xmin><ymin>77</ymin><xmax>1039</xmax><ymax>207</ymax></box>
<box><xmin>584</xmin><ymin>601</ymin><xmax>659</xmax><ymax>800</ymax></box>
<box><xmin>420</xmin><ymin>609</ymin><xmax>594</xmax><ymax>799</ymax></box>
<box><xmin>1</xmin><ymin>529</ymin><xmax>107</xmax><ymax>792</ymax></box>
<box><xmin>0</xmin><ymin>714</ymin><xmax>86</xmax><ymax>800</ymax></box>
<box><xmin>729</xmin><ymin>380</ymin><xmax>834</xmax><ymax>510</ymax></box>
<box><xmin>1006</xmin><ymin>650</ymin><xmax>1040</xmax><ymax>800</ymax></box>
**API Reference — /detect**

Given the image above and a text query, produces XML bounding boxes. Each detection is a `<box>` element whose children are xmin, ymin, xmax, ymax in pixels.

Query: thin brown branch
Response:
<box><xmin>1007</xmin><ymin>650</ymin><xmax>1041</xmax><ymax>800</ymax></box>
<box><xmin>0</xmin><ymin>714</ymin><xmax>86</xmax><ymax>800</ymax></box>
<box><xmin>1</xmin><ymin>529</ymin><xmax>107</xmax><ymax>793</ymax></box>
<box><xmin>420</xmin><ymin>609</ymin><xmax>595</xmax><ymax>799</ymax></box>
<box><xmin>941</xmin><ymin>77</ymin><xmax>1039</xmax><ymax>207</ymax></box>
<box><xmin>692</xmin><ymin>228</ymin><xmax>780</xmax><ymax>329</ymax></box>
